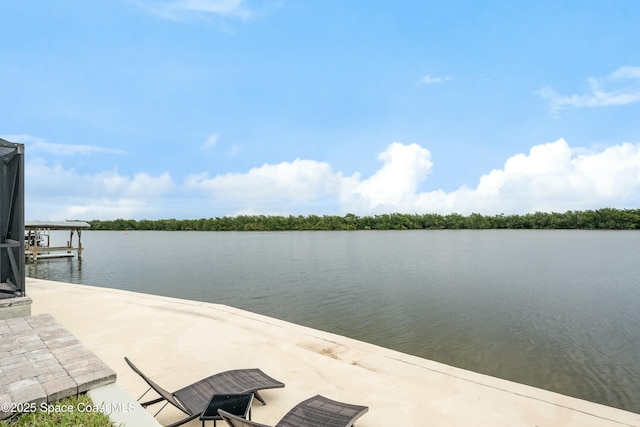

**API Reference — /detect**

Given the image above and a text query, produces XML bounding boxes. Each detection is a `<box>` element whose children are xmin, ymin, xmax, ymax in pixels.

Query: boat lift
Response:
<box><xmin>25</xmin><ymin>221</ymin><xmax>90</xmax><ymax>261</ymax></box>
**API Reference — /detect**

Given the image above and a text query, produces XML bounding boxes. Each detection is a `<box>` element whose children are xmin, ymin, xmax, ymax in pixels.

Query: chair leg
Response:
<box><xmin>253</xmin><ymin>391</ymin><xmax>267</xmax><ymax>405</ymax></box>
<box><xmin>141</xmin><ymin>397</ymin><xmax>167</xmax><ymax>408</ymax></box>
<box><xmin>163</xmin><ymin>412</ymin><xmax>202</xmax><ymax>427</ymax></box>
<box><xmin>153</xmin><ymin>401</ymin><xmax>169</xmax><ymax>416</ymax></box>
<box><xmin>137</xmin><ymin>387</ymin><xmax>152</xmax><ymax>401</ymax></box>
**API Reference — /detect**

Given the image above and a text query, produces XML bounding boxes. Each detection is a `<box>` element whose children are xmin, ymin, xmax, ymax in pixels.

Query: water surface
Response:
<box><xmin>27</xmin><ymin>230</ymin><xmax>640</xmax><ymax>414</ymax></box>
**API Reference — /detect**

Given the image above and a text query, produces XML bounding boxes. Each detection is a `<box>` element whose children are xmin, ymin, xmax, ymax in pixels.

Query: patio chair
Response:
<box><xmin>218</xmin><ymin>394</ymin><xmax>368</xmax><ymax>427</ymax></box>
<box><xmin>124</xmin><ymin>356</ymin><xmax>285</xmax><ymax>427</ymax></box>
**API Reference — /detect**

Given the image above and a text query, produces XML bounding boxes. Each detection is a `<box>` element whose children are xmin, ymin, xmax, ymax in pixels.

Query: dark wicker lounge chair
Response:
<box><xmin>218</xmin><ymin>394</ymin><xmax>368</xmax><ymax>427</ymax></box>
<box><xmin>125</xmin><ymin>357</ymin><xmax>285</xmax><ymax>427</ymax></box>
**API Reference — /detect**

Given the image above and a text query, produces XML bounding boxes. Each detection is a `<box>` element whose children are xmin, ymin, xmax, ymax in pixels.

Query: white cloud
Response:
<box><xmin>61</xmin><ymin>199</ymin><xmax>152</xmax><ymax>222</ymax></box>
<box><xmin>186</xmin><ymin>143</ymin><xmax>434</xmax><ymax>214</ymax></box>
<box><xmin>610</xmin><ymin>66</ymin><xmax>640</xmax><ymax>80</ymax></box>
<box><xmin>99</xmin><ymin>171</ymin><xmax>176</xmax><ymax>198</ymax></box>
<box><xmin>339</xmin><ymin>143</ymin><xmax>433</xmax><ymax>212</ymax></box>
<box><xmin>25</xmin><ymin>158</ymin><xmax>176</xmax><ymax>220</ymax></box>
<box><xmin>3</xmin><ymin>134</ymin><xmax>125</xmax><ymax>155</ymax></box>
<box><xmin>186</xmin><ymin>139</ymin><xmax>640</xmax><ymax>216</ymax></box>
<box><xmin>201</xmin><ymin>134</ymin><xmax>219</xmax><ymax>149</ymax></box>
<box><xmin>186</xmin><ymin>159</ymin><xmax>348</xmax><ymax>206</ymax></box>
<box><xmin>537</xmin><ymin>66</ymin><xmax>640</xmax><ymax>115</ymax></box>
<box><xmin>421</xmin><ymin>74</ymin><xmax>452</xmax><ymax>85</ymax></box>
<box><xmin>21</xmin><ymin>139</ymin><xmax>640</xmax><ymax>220</ymax></box>
<box><xmin>427</xmin><ymin>139</ymin><xmax>640</xmax><ymax>214</ymax></box>
<box><xmin>177</xmin><ymin>0</ymin><xmax>250</xmax><ymax>16</ymax></box>
<box><xmin>139</xmin><ymin>0</ymin><xmax>253</xmax><ymax>20</ymax></box>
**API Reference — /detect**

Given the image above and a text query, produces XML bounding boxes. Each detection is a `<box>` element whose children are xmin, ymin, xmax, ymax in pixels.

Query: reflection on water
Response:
<box><xmin>28</xmin><ymin>257</ymin><xmax>83</xmax><ymax>282</ymax></box>
<box><xmin>27</xmin><ymin>230</ymin><xmax>640</xmax><ymax>414</ymax></box>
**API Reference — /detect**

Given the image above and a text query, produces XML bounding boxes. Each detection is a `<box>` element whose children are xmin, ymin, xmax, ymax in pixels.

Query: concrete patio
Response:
<box><xmin>23</xmin><ymin>278</ymin><xmax>640</xmax><ymax>426</ymax></box>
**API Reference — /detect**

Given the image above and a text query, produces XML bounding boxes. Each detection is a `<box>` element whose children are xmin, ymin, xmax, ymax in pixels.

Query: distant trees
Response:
<box><xmin>87</xmin><ymin>208</ymin><xmax>640</xmax><ymax>231</ymax></box>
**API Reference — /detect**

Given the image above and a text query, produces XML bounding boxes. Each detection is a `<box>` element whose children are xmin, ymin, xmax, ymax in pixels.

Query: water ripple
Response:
<box><xmin>27</xmin><ymin>229</ymin><xmax>640</xmax><ymax>415</ymax></box>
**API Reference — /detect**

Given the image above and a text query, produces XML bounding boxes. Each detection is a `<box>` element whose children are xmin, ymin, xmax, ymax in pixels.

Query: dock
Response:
<box><xmin>24</xmin><ymin>221</ymin><xmax>90</xmax><ymax>261</ymax></box>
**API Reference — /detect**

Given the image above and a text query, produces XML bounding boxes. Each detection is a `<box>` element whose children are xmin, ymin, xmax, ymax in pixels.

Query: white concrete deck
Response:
<box><xmin>27</xmin><ymin>278</ymin><xmax>640</xmax><ymax>427</ymax></box>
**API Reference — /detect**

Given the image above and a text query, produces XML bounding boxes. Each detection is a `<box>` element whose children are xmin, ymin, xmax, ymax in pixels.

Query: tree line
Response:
<box><xmin>87</xmin><ymin>208</ymin><xmax>640</xmax><ymax>231</ymax></box>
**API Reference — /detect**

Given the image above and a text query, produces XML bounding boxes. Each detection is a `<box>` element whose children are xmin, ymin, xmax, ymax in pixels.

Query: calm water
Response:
<box><xmin>27</xmin><ymin>230</ymin><xmax>640</xmax><ymax>414</ymax></box>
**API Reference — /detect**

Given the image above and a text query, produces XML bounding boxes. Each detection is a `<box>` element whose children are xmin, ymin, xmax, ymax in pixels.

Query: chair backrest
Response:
<box><xmin>124</xmin><ymin>356</ymin><xmax>189</xmax><ymax>414</ymax></box>
<box><xmin>218</xmin><ymin>409</ymin><xmax>273</xmax><ymax>427</ymax></box>
<box><xmin>275</xmin><ymin>395</ymin><xmax>369</xmax><ymax>427</ymax></box>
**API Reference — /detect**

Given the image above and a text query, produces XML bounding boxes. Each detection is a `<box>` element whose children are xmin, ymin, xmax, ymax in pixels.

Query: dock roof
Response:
<box><xmin>25</xmin><ymin>221</ymin><xmax>91</xmax><ymax>230</ymax></box>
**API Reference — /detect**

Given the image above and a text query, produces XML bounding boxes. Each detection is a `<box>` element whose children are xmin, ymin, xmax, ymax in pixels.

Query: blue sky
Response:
<box><xmin>2</xmin><ymin>0</ymin><xmax>640</xmax><ymax>220</ymax></box>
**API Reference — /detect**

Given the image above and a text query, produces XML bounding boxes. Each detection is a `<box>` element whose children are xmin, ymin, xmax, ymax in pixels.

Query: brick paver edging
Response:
<box><xmin>0</xmin><ymin>313</ymin><xmax>116</xmax><ymax>419</ymax></box>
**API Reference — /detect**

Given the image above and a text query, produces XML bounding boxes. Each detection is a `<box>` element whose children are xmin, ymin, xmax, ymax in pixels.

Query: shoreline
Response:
<box><xmin>26</xmin><ymin>277</ymin><xmax>640</xmax><ymax>426</ymax></box>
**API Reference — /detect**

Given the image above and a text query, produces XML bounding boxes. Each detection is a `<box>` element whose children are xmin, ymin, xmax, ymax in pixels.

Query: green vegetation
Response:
<box><xmin>0</xmin><ymin>394</ymin><xmax>114</xmax><ymax>427</ymax></box>
<box><xmin>87</xmin><ymin>208</ymin><xmax>640</xmax><ymax>231</ymax></box>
